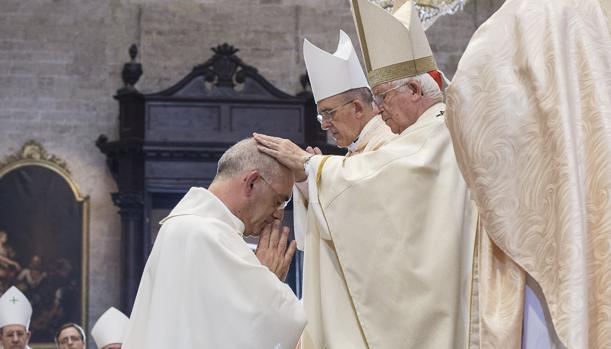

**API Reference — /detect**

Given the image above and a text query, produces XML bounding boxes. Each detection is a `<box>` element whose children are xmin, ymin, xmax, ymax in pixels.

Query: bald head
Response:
<box><xmin>215</xmin><ymin>137</ymin><xmax>291</xmax><ymax>184</ymax></box>
<box><xmin>211</xmin><ymin>138</ymin><xmax>294</xmax><ymax>235</ymax></box>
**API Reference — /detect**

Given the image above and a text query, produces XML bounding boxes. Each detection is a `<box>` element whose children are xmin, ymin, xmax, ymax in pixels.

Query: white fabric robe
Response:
<box><xmin>294</xmin><ymin>114</ymin><xmax>395</xmax><ymax>349</ymax></box>
<box><xmin>294</xmin><ymin>114</ymin><xmax>396</xmax><ymax>249</ymax></box>
<box><xmin>122</xmin><ymin>187</ymin><xmax>306</xmax><ymax>349</ymax></box>
<box><xmin>301</xmin><ymin>103</ymin><xmax>477</xmax><ymax>349</ymax></box>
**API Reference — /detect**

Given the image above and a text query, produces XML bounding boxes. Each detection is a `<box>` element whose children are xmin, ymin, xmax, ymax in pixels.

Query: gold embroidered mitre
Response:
<box><xmin>351</xmin><ymin>0</ymin><xmax>438</xmax><ymax>87</ymax></box>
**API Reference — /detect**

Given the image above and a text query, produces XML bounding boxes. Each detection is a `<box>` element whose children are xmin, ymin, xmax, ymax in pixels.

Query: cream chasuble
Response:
<box><xmin>294</xmin><ymin>114</ymin><xmax>396</xmax><ymax>249</ymax></box>
<box><xmin>294</xmin><ymin>114</ymin><xmax>395</xmax><ymax>349</ymax></box>
<box><xmin>122</xmin><ymin>188</ymin><xmax>306</xmax><ymax>349</ymax></box>
<box><xmin>300</xmin><ymin>103</ymin><xmax>477</xmax><ymax>349</ymax></box>
<box><xmin>446</xmin><ymin>0</ymin><xmax>611</xmax><ymax>348</ymax></box>
<box><xmin>346</xmin><ymin>114</ymin><xmax>397</xmax><ymax>156</ymax></box>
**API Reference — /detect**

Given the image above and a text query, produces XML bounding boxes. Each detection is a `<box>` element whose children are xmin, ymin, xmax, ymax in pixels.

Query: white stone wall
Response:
<box><xmin>0</xmin><ymin>0</ymin><xmax>504</xmax><ymax>344</ymax></box>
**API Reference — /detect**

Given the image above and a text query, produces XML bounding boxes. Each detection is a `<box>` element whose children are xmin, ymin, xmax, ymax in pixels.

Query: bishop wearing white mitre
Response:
<box><xmin>294</xmin><ymin>29</ymin><xmax>395</xmax><ymax>349</ymax></box>
<box><xmin>91</xmin><ymin>307</ymin><xmax>129</xmax><ymax>349</ymax></box>
<box><xmin>0</xmin><ymin>286</ymin><xmax>33</xmax><ymax>349</ymax></box>
<box><xmin>254</xmin><ymin>1</ymin><xmax>478</xmax><ymax>348</ymax></box>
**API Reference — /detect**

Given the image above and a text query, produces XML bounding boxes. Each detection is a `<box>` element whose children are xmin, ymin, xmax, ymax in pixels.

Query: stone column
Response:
<box><xmin>111</xmin><ymin>191</ymin><xmax>144</xmax><ymax>312</ymax></box>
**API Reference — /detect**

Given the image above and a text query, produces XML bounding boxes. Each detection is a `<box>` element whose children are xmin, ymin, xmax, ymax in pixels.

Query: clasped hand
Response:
<box><xmin>255</xmin><ymin>219</ymin><xmax>296</xmax><ymax>281</ymax></box>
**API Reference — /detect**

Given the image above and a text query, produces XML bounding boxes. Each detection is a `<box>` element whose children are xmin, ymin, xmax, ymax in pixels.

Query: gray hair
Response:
<box><xmin>392</xmin><ymin>73</ymin><xmax>443</xmax><ymax>103</ymax></box>
<box><xmin>335</xmin><ymin>87</ymin><xmax>375</xmax><ymax>110</ymax></box>
<box><xmin>216</xmin><ymin>138</ymin><xmax>286</xmax><ymax>181</ymax></box>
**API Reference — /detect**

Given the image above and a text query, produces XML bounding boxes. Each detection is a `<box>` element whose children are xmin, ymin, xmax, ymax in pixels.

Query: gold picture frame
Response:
<box><xmin>0</xmin><ymin>141</ymin><xmax>89</xmax><ymax>349</ymax></box>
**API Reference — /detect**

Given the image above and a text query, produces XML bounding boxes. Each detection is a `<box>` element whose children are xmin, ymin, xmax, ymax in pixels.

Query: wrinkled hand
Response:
<box><xmin>253</xmin><ymin>133</ymin><xmax>312</xmax><ymax>181</ymax></box>
<box><xmin>255</xmin><ymin>219</ymin><xmax>296</xmax><ymax>281</ymax></box>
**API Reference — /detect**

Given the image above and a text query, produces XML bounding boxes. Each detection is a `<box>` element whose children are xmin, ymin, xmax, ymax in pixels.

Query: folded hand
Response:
<box><xmin>255</xmin><ymin>219</ymin><xmax>296</xmax><ymax>281</ymax></box>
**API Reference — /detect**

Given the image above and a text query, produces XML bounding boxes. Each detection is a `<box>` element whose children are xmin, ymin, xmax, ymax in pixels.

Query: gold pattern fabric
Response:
<box><xmin>601</xmin><ymin>0</ymin><xmax>611</xmax><ymax>33</ymax></box>
<box><xmin>367</xmin><ymin>56</ymin><xmax>437</xmax><ymax>88</ymax></box>
<box><xmin>446</xmin><ymin>0</ymin><xmax>611</xmax><ymax>347</ymax></box>
<box><xmin>473</xmin><ymin>227</ymin><xmax>526</xmax><ymax>348</ymax></box>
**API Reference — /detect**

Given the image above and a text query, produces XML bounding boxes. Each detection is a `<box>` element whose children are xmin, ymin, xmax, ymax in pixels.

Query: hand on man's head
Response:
<box><xmin>255</xmin><ymin>219</ymin><xmax>296</xmax><ymax>282</ymax></box>
<box><xmin>252</xmin><ymin>133</ymin><xmax>312</xmax><ymax>181</ymax></box>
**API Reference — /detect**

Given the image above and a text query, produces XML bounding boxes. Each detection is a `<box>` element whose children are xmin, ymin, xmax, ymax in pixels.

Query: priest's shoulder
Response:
<box><xmin>158</xmin><ymin>214</ymin><xmax>242</xmax><ymax>244</ymax></box>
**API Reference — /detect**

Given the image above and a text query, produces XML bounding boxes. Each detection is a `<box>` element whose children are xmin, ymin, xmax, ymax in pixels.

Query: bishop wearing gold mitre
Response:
<box><xmin>254</xmin><ymin>1</ymin><xmax>478</xmax><ymax>348</ymax></box>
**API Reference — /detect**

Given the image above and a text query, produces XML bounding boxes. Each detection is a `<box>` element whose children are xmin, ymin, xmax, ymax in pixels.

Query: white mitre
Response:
<box><xmin>303</xmin><ymin>30</ymin><xmax>370</xmax><ymax>103</ymax></box>
<box><xmin>351</xmin><ymin>0</ymin><xmax>437</xmax><ymax>87</ymax></box>
<box><xmin>91</xmin><ymin>307</ymin><xmax>129</xmax><ymax>349</ymax></box>
<box><xmin>0</xmin><ymin>286</ymin><xmax>32</xmax><ymax>330</ymax></box>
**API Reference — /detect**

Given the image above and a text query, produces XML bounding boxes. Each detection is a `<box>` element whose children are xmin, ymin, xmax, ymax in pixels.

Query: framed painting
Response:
<box><xmin>0</xmin><ymin>141</ymin><xmax>89</xmax><ymax>349</ymax></box>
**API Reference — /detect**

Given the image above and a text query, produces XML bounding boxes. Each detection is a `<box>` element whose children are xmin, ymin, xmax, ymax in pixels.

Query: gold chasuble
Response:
<box><xmin>446</xmin><ymin>0</ymin><xmax>611</xmax><ymax>348</ymax></box>
<box><xmin>301</xmin><ymin>103</ymin><xmax>477</xmax><ymax>349</ymax></box>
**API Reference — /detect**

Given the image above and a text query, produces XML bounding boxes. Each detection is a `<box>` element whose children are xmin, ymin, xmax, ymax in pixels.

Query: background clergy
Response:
<box><xmin>294</xmin><ymin>29</ymin><xmax>395</xmax><ymax>349</ymax></box>
<box><xmin>0</xmin><ymin>286</ymin><xmax>32</xmax><ymax>349</ymax></box>
<box><xmin>91</xmin><ymin>307</ymin><xmax>128</xmax><ymax>349</ymax></box>
<box><xmin>445</xmin><ymin>0</ymin><xmax>611</xmax><ymax>348</ymax></box>
<box><xmin>254</xmin><ymin>2</ymin><xmax>476</xmax><ymax>348</ymax></box>
<box><xmin>55</xmin><ymin>323</ymin><xmax>86</xmax><ymax>349</ymax></box>
<box><xmin>122</xmin><ymin>138</ymin><xmax>306</xmax><ymax>349</ymax></box>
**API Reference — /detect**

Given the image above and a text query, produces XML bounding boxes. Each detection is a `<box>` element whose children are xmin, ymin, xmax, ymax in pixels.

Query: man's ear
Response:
<box><xmin>352</xmin><ymin>99</ymin><xmax>365</xmax><ymax>119</ymax></box>
<box><xmin>408</xmin><ymin>80</ymin><xmax>422</xmax><ymax>99</ymax></box>
<box><xmin>244</xmin><ymin>170</ymin><xmax>260</xmax><ymax>197</ymax></box>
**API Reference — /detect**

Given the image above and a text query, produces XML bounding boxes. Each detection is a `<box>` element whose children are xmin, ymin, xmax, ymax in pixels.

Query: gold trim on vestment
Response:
<box><xmin>368</xmin><ymin>56</ymin><xmax>438</xmax><ymax>87</ymax></box>
<box><xmin>316</xmin><ymin>154</ymin><xmax>372</xmax><ymax>347</ymax></box>
<box><xmin>315</xmin><ymin>156</ymin><xmax>331</xmax><ymax>189</ymax></box>
<box><xmin>468</xmin><ymin>214</ymin><xmax>481</xmax><ymax>348</ymax></box>
<box><xmin>351</xmin><ymin>0</ymin><xmax>372</xmax><ymax>72</ymax></box>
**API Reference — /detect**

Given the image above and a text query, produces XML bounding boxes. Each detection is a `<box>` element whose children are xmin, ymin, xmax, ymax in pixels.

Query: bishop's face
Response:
<box><xmin>317</xmin><ymin>94</ymin><xmax>361</xmax><ymax>148</ymax></box>
<box><xmin>373</xmin><ymin>81</ymin><xmax>421</xmax><ymax>134</ymax></box>
<box><xmin>0</xmin><ymin>325</ymin><xmax>30</xmax><ymax>349</ymax></box>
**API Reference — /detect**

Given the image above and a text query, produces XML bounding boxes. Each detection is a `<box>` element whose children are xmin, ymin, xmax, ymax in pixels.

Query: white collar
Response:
<box><xmin>400</xmin><ymin>103</ymin><xmax>446</xmax><ymax>136</ymax></box>
<box><xmin>160</xmin><ymin>187</ymin><xmax>245</xmax><ymax>236</ymax></box>
<box><xmin>346</xmin><ymin>136</ymin><xmax>360</xmax><ymax>152</ymax></box>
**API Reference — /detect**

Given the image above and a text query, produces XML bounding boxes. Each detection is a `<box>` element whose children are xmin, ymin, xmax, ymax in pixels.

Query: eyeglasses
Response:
<box><xmin>259</xmin><ymin>176</ymin><xmax>292</xmax><ymax>210</ymax></box>
<box><xmin>316</xmin><ymin>99</ymin><xmax>355</xmax><ymax>129</ymax></box>
<box><xmin>373</xmin><ymin>82</ymin><xmax>409</xmax><ymax>107</ymax></box>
